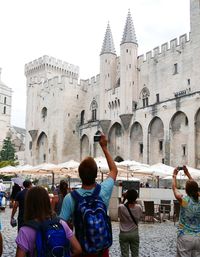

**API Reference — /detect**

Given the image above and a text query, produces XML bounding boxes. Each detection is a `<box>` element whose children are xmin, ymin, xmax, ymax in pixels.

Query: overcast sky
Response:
<box><xmin>0</xmin><ymin>0</ymin><xmax>190</xmax><ymax>129</ymax></box>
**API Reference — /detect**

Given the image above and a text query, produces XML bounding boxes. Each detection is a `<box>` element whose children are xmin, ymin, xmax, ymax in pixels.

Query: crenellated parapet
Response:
<box><xmin>79</xmin><ymin>74</ymin><xmax>100</xmax><ymax>90</ymax></box>
<box><xmin>25</xmin><ymin>55</ymin><xmax>79</xmax><ymax>79</ymax></box>
<box><xmin>138</xmin><ymin>33</ymin><xmax>190</xmax><ymax>64</ymax></box>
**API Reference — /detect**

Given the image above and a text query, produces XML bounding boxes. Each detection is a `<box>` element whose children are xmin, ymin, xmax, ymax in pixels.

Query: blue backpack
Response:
<box><xmin>71</xmin><ymin>184</ymin><xmax>112</xmax><ymax>254</ymax></box>
<box><xmin>25</xmin><ymin>217</ymin><xmax>70</xmax><ymax>257</ymax></box>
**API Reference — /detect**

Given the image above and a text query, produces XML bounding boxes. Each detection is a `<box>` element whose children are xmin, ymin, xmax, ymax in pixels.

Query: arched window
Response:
<box><xmin>80</xmin><ymin>110</ymin><xmax>85</xmax><ymax>125</ymax></box>
<box><xmin>41</xmin><ymin>107</ymin><xmax>47</xmax><ymax>120</ymax></box>
<box><xmin>90</xmin><ymin>99</ymin><xmax>98</xmax><ymax>121</ymax></box>
<box><xmin>141</xmin><ymin>87</ymin><xmax>150</xmax><ymax>107</ymax></box>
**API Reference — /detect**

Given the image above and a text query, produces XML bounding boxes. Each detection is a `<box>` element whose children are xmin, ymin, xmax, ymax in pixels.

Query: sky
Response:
<box><xmin>0</xmin><ymin>0</ymin><xmax>190</xmax><ymax>129</ymax></box>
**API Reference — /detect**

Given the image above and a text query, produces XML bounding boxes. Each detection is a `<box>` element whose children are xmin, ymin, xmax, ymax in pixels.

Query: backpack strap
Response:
<box><xmin>71</xmin><ymin>189</ymin><xmax>83</xmax><ymax>201</ymax></box>
<box><xmin>24</xmin><ymin>220</ymin><xmax>40</xmax><ymax>230</ymax></box>
<box><xmin>92</xmin><ymin>184</ymin><xmax>101</xmax><ymax>197</ymax></box>
<box><xmin>24</xmin><ymin>217</ymin><xmax>61</xmax><ymax>230</ymax></box>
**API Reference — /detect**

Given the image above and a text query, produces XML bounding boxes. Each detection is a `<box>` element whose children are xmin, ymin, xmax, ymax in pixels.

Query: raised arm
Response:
<box><xmin>183</xmin><ymin>165</ymin><xmax>193</xmax><ymax>180</ymax></box>
<box><xmin>172</xmin><ymin>167</ymin><xmax>182</xmax><ymax>203</ymax></box>
<box><xmin>99</xmin><ymin>134</ymin><xmax>118</xmax><ymax>181</ymax></box>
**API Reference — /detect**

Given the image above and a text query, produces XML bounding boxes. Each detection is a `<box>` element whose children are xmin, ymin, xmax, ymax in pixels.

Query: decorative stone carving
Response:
<box><xmin>29</xmin><ymin>130</ymin><xmax>38</xmax><ymax>141</ymax></box>
<box><xmin>99</xmin><ymin>120</ymin><xmax>111</xmax><ymax>134</ymax></box>
<box><xmin>119</xmin><ymin>114</ymin><xmax>133</xmax><ymax>130</ymax></box>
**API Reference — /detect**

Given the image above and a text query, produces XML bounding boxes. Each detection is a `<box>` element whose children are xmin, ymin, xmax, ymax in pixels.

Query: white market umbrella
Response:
<box><xmin>162</xmin><ymin>166</ymin><xmax>200</xmax><ymax>180</ymax></box>
<box><xmin>150</xmin><ymin>163</ymin><xmax>174</xmax><ymax>178</ymax></box>
<box><xmin>95</xmin><ymin>157</ymin><xmax>111</xmax><ymax>173</ymax></box>
<box><xmin>34</xmin><ymin>163</ymin><xmax>58</xmax><ymax>171</ymax></box>
<box><xmin>0</xmin><ymin>166</ymin><xmax>17</xmax><ymax>173</ymax></box>
<box><xmin>11</xmin><ymin>177</ymin><xmax>24</xmax><ymax>187</ymax></box>
<box><xmin>58</xmin><ymin>160</ymin><xmax>80</xmax><ymax>169</ymax></box>
<box><xmin>186</xmin><ymin>166</ymin><xmax>200</xmax><ymax>179</ymax></box>
<box><xmin>14</xmin><ymin>165</ymin><xmax>34</xmax><ymax>172</ymax></box>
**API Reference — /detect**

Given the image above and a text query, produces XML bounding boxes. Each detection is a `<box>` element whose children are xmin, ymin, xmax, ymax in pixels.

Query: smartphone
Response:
<box><xmin>94</xmin><ymin>135</ymin><xmax>101</xmax><ymax>142</ymax></box>
<box><xmin>177</xmin><ymin>166</ymin><xmax>183</xmax><ymax>170</ymax></box>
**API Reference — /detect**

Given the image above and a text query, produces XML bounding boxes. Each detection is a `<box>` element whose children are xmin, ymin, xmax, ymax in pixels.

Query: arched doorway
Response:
<box><xmin>108</xmin><ymin>122</ymin><xmax>123</xmax><ymax>159</ymax></box>
<box><xmin>37</xmin><ymin>132</ymin><xmax>48</xmax><ymax>164</ymax></box>
<box><xmin>130</xmin><ymin>122</ymin><xmax>143</xmax><ymax>162</ymax></box>
<box><xmin>80</xmin><ymin>134</ymin><xmax>89</xmax><ymax>159</ymax></box>
<box><xmin>114</xmin><ymin>156</ymin><xmax>124</xmax><ymax>162</ymax></box>
<box><xmin>170</xmin><ymin>111</ymin><xmax>189</xmax><ymax>167</ymax></box>
<box><xmin>148</xmin><ymin>117</ymin><xmax>164</xmax><ymax>165</ymax></box>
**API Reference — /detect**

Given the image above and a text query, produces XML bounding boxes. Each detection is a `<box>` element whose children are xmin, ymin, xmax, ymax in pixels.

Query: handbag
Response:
<box><xmin>124</xmin><ymin>203</ymin><xmax>138</xmax><ymax>226</ymax></box>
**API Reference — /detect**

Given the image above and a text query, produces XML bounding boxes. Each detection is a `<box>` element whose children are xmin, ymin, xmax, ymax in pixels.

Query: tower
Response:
<box><xmin>119</xmin><ymin>10</ymin><xmax>138</xmax><ymax>129</ymax></box>
<box><xmin>190</xmin><ymin>0</ymin><xmax>200</xmax><ymax>42</ymax></box>
<box><xmin>99</xmin><ymin>23</ymin><xmax>117</xmax><ymax>121</ymax></box>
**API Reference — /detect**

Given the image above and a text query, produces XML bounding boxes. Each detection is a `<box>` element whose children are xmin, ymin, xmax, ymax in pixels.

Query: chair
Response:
<box><xmin>143</xmin><ymin>201</ymin><xmax>155</xmax><ymax>223</ymax></box>
<box><xmin>159</xmin><ymin>200</ymin><xmax>171</xmax><ymax>221</ymax></box>
<box><xmin>173</xmin><ymin>200</ymin><xmax>180</xmax><ymax>225</ymax></box>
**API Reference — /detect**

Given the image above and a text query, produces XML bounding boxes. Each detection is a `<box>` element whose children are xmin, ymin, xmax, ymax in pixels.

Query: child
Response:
<box><xmin>15</xmin><ymin>186</ymin><xmax>82</xmax><ymax>257</ymax></box>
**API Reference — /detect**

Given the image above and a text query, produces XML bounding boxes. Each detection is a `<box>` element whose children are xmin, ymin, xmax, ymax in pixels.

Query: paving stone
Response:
<box><xmin>1</xmin><ymin>208</ymin><xmax>177</xmax><ymax>257</ymax></box>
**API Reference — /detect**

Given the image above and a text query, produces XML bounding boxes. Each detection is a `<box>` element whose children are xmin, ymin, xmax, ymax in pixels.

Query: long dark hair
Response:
<box><xmin>24</xmin><ymin>186</ymin><xmax>52</xmax><ymax>222</ymax></box>
<box><xmin>185</xmin><ymin>180</ymin><xmax>199</xmax><ymax>202</ymax></box>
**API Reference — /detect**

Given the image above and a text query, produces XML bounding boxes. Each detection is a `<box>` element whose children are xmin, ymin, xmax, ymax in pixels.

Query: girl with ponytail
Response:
<box><xmin>172</xmin><ymin>165</ymin><xmax>200</xmax><ymax>257</ymax></box>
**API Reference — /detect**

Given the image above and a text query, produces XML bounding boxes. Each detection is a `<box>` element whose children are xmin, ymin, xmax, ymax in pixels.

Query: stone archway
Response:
<box><xmin>170</xmin><ymin>111</ymin><xmax>189</xmax><ymax>167</ymax></box>
<box><xmin>148</xmin><ymin>117</ymin><xmax>164</xmax><ymax>165</ymax></box>
<box><xmin>36</xmin><ymin>132</ymin><xmax>48</xmax><ymax>164</ymax></box>
<box><xmin>114</xmin><ymin>156</ymin><xmax>124</xmax><ymax>162</ymax></box>
<box><xmin>108</xmin><ymin>122</ymin><xmax>123</xmax><ymax>159</ymax></box>
<box><xmin>80</xmin><ymin>134</ymin><xmax>90</xmax><ymax>159</ymax></box>
<box><xmin>195</xmin><ymin>108</ymin><xmax>200</xmax><ymax>168</ymax></box>
<box><xmin>130</xmin><ymin>122</ymin><xmax>143</xmax><ymax>162</ymax></box>
<box><xmin>93</xmin><ymin>130</ymin><xmax>102</xmax><ymax>157</ymax></box>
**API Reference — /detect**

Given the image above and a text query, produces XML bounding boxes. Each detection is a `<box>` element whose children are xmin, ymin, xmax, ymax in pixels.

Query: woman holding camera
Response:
<box><xmin>172</xmin><ymin>165</ymin><xmax>200</xmax><ymax>257</ymax></box>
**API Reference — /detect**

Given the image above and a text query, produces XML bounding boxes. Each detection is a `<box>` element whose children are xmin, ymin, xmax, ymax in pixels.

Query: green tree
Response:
<box><xmin>0</xmin><ymin>137</ymin><xmax>16</xmax><ymax>162</ymax></box>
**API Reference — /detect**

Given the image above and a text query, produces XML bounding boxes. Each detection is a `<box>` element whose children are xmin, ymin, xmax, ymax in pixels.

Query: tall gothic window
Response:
<box><xmin>80</xmin><ymin>110</ymin><xmax>85</xmax><ymax>125</ymax></box>
<box><xmin>141</xmin><ymin>87</ymin><xmax>150</xmax><ymax>107</ymax></box>
<box><xmin>90</xmin><ymin>99</ymin><xmax>98</xmax><ymax>121</ymax></box>
<box><xmin>41</xmin><ymin>107</ymin><xmax>47</xmax><ymax>121</ymax></box>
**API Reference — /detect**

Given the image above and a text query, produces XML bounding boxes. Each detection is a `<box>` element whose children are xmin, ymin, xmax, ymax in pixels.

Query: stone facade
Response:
<box><xmin>0</xmin><ymin>68</ymin><xmax>12</xmax><ymax>149</ymax></box>
<box><xmin>25</xmin><ymin>0</ymin><xmax>200</xmax><ymax>168</ymax></box>
<box><xmin>8</xmin><ymin>126</ymin><xmax>25</xmax><ymax>164</ymax></box>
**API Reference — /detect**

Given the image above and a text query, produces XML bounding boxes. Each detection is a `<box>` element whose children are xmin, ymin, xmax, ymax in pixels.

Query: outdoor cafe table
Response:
<box><xmin>141</xmin><ymin>201</ymin><xmax>172</xmax><ymax>222</ymax></box>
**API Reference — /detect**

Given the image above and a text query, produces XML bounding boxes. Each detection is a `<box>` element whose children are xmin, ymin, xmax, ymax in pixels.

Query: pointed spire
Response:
<box><xmin>100</xmin><ymin>22</ymin><xmax>116</xmax><ymax>55</ymax></box>
<box><xmin>121</xmin><ymin>10</ymin><xmax>137</xmax><ymax>45</ymax></box>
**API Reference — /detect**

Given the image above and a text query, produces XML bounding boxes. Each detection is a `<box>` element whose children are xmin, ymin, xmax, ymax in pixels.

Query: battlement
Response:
<box><xmin>79</xmin><ymin>74</ymin><xmax>100</xmax><ymax>91</ymax></box>
<box><xmin>79</xmin><ymin>74</ymin><xmax>100</xmax><ymax>87</ymax></box>
<box><xmin>25</xmin><ymin>55</ymin><xmax>79</xmax><ymax>78</ymax></box>
<box><xmin>138</xmin><ymin>33</ymin><xmax>190</xmax><ymax>64</ymax></box>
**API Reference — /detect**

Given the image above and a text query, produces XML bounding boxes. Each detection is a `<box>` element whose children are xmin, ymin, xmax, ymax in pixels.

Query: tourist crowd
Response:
<box><xmin>0</xmin><ymin>134</ymin><xmax>198</xmax><ymax>257</ymax></box>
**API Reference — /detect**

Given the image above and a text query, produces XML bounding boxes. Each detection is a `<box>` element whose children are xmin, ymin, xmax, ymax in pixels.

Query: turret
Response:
<box><xmin>119</xmin><ymin>10</ymin><xmax>138</xmax><ymax>128</ymax></box>
<box><xmin>190</xmin><ymin>0</ymin><xmax>200</xmax><ymax>42</ymax></box>
<box><xmin>99</xmin><ymin>23</ymin><xmax>117</xmax><ymax>120</ymax></box>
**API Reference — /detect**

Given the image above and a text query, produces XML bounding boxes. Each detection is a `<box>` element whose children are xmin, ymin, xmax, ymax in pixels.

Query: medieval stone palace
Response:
<box><xmin>25</xmin><ymin>0</ymin><xmax>200</xmax><ymax>168</ymax></box>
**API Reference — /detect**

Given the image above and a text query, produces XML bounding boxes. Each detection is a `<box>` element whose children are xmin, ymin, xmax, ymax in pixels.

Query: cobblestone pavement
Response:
<box><xmin>1</xmin><ymin>208</ymin><xmax>177</xmax><ymax>257</ymax></box>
